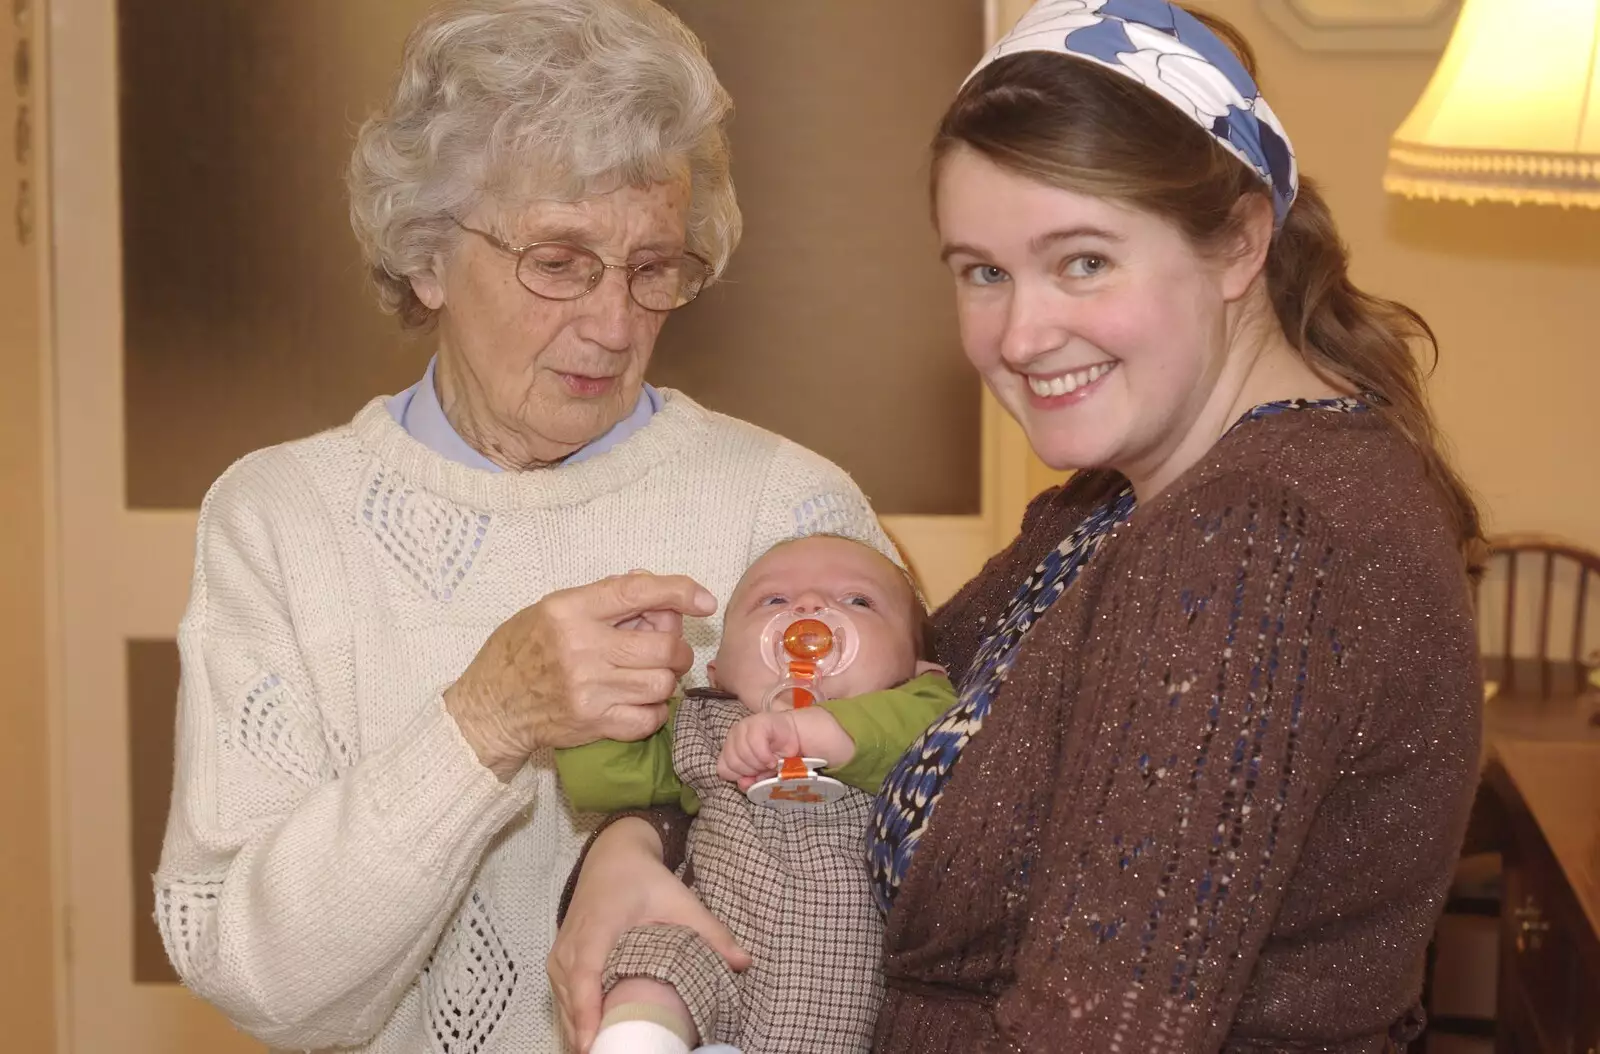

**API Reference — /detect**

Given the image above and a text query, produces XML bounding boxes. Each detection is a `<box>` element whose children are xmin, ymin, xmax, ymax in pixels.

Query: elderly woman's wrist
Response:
<box><xmin>444</xmin><ymin>681</ymin><xmax>533</xmax><ymax>782</ymax></box>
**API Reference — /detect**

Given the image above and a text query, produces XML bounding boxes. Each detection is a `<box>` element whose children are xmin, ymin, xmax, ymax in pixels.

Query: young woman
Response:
<box><xmin>552</xmin><ymin>3</ymin><xmax>1482</xmax><ymax>1051</ymax></box>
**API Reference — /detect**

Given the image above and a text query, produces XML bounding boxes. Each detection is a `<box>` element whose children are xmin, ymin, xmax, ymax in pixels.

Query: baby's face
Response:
<box><xmin>710</xmin><ymin>536</ymin><xmax>923</xmax><ymax>711</ymax></box>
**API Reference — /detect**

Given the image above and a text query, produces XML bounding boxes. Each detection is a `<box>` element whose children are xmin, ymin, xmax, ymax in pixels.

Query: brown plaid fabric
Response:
<box><xmin>603</xmin><ymin>690</ymin><xmax>884</xmax><ymax>1052</ymax></box>
<box><xmin>605</xmin><ymin>922</ymin><xmax>745</xmax><ymax>1041</ymax></box>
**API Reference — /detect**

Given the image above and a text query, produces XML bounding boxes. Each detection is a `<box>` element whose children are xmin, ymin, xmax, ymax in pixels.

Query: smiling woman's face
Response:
<box><xmin>413</xmin><ymin>178</ymin><xmax>691</xmax><ymax>468</ymax></box>
<box><xmin>935</xmin><ymin>145</ymin><xmax>1239</xmax><ymax>485</ymax></box>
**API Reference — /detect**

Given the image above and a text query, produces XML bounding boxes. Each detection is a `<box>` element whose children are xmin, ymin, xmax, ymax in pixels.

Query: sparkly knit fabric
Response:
<box><xmin>872</xmin><ymin>406</ymin><xmax>1481</xmax><ymax>1053</ymax></box>
<box><xmin>868</xmin><ymin>398</ymin><xmax>1364</xmax><ymax>913</ymax></box>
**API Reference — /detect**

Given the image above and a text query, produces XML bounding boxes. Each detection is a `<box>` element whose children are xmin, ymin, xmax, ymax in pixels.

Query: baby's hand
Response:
<box><xmin>717</xmin><ymin>709</ymin><xmax>857</xmax><ymax>791</ymax></box>
<box><xmin>718</xmin><ymin>711</ymin><xmax>802</xmax><ymax>791</ymax></box>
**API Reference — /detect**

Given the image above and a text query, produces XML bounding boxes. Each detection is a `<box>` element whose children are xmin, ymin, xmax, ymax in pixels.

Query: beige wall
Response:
<box><xmin>1004</xmin><ymin>0</ymin><xmax>1600</xmax><ymax>549</ymax></box>
<box><xmin>0</xmin><ymin>8</ymin><xmax>57</xmax><ymax>1050</ymax></box>
<box><xmin>0</xmin><ymin>297</ymin><xmax>56</xmax><ymax>1053</ymax></box>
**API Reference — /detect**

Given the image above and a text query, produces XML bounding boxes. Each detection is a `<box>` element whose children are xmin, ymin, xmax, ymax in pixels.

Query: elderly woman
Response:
<box><xmin>153</xmin><ymin>1</ymin><xmax>888</xmax><ymax>1051</ymax></box>
<box><xmin>554</xmin><ymin>2</ymin><xmax>1484</xmax><ymax>1052</ymax></box>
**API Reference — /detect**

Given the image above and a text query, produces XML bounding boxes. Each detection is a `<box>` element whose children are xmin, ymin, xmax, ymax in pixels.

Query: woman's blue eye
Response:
<box><xmin>1064</xmin><ymin>254</ymin><xmax>1109</xmax><ymax>278</ymax></box>
<box><xmin>964</xmin><ymin>264</ymin><xmax>1009</xmax><ymax>287</ymax></box>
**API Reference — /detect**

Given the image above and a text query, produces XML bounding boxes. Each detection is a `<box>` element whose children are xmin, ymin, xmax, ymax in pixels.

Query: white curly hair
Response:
<box><xmin>347</xmin><ymin>0</ymin><xmax>741</xmax><ymax>328</ymax></box>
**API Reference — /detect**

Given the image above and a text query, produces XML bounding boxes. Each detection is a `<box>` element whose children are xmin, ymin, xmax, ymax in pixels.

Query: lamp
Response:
<box><xmin>1384</xmin><ymin>0</ymin><xmax>1600</xmax><ymax>209</ymax></box>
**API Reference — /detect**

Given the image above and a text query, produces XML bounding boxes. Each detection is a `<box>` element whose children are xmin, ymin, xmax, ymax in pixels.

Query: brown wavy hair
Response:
<box><xmin>932</xmin><ymin>9</ymin><xmax>1484</xmax><ymax>574</ymax></box>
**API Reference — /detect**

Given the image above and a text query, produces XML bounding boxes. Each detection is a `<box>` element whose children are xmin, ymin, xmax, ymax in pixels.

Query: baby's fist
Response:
<box><xmin>718</xmin><ymin>712</ymin><xmax>801</xmax><ymax>790</ymax></box>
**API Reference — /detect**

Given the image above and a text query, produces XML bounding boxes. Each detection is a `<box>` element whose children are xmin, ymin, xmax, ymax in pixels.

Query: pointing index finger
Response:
<box><xmin>587</xmin><ymin>572</ymin><xmax>717</xmax><ymax>622</ymax></box>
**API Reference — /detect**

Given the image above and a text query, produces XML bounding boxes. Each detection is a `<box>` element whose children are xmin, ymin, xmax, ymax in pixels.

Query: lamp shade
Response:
<box><xmin>1384</xmin><ymin>0</ymin><xmax>1600</xmax><ymax>208</ymax></box>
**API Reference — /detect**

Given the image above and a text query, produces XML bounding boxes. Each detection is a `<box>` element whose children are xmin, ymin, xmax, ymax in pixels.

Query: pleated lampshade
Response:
<box><xmin>1384</xmin><ymin>0</ymin><xmax>1600</xmax><ymax>208</ymax></box>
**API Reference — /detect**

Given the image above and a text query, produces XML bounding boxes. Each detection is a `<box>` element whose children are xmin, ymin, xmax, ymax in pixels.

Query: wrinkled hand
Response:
<box><xmin>444</xmin><ymin>572</ymin><xmax>716</xmax><ymax>781</ymax></box>
<box><xmin>717</xmin><ymin>711</ymin><xmax>802</xmax><ymax>791</ymax></box>
<box><xmin>548</xmin><ymin>818</ymin><xmax>750</xmax><ymax>1053</ymax></box>
<box><xmin>612</xmin><ymin>609</ymin><xmax>682</xmax><ymax>634</ymax></box>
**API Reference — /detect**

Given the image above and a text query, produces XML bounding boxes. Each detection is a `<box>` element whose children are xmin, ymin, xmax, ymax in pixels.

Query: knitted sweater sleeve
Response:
<box><xmin>154</xmin><ymin>453</ymin><xmax>540</xmax><ymax>1049</ymax></box>
<box><xmin>991</xmin><ymin>477</ymin><xmax>1369</xmax><ymax>1053</ymax></box>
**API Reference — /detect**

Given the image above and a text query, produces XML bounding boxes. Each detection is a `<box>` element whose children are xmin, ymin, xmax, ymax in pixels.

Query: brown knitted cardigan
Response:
<box><xmin>567</xmin><ymin>407</ymin><xmax>1483</xmax><ymax>1053</ymax></box>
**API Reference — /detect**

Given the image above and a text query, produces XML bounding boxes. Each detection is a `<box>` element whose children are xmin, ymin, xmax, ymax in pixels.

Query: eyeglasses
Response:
<box><xmin>454</xmin><ymin>221</ymin><xmax>712</xmax><ymax>312</ymax></box>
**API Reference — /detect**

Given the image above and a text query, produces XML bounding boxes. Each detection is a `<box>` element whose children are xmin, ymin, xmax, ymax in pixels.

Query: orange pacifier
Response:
<box><xmin>745</xmin><ymin>607</ymin><xmax>858</xmax><ymax>811</ymax></box>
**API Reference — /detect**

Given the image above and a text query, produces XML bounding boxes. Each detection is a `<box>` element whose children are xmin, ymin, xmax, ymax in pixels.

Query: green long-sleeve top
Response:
<box><xmin>555</xmin><ymin>672</ymin><xmax>955</xmax><ymax>815</ymax></box>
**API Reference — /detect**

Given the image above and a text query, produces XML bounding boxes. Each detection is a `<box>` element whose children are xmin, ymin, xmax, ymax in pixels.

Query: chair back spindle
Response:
<box><xmin>1479</xmin><ymin>534</ymin><xmax>1600</xmax><ymax>699</ymax></box>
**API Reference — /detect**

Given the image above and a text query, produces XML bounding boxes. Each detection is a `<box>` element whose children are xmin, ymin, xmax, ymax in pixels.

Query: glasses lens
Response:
<box><xmin>517</xmin><ymin>243</ymin><xmax>603</xmax><ymax>300</ymax></box>
<box><xmin>629</xmin><ymin>258</ymin><xmax>708</xmax><ymax>312</ymax></box>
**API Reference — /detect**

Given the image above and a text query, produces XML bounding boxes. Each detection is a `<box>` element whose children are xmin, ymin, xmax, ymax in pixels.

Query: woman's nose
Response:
<box><xmin>573</xmin><ymin>269</ymin><xmax>634</xmax><ymax>352</ymax></box>
<box><xmin>998</xmin><ymin>282</ymin><xmax>1070</xmax><ymax>368</ymax></box>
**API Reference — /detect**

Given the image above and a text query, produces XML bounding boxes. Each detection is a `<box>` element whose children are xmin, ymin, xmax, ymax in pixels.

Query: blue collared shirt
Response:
<box><xmin>385</xmin><ymin>356</ymin><xmax>662</xmax><ymax>470</ymax></box>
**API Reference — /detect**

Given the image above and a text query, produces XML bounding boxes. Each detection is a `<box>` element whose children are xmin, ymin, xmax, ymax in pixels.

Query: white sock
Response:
<box><xmin>591</xmin><ymin>1019</ymin><xmax>692</xmax><ymax>1054</ymax></box>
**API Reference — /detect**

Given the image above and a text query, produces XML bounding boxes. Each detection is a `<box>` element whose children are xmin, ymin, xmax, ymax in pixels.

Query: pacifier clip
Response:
<box><xmin>747</xmin><ymin>614</ymin><xmax>853</xmax><ymax>811</ymax></box>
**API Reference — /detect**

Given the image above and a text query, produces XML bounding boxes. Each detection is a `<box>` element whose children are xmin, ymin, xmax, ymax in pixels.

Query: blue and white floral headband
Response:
<box><xmin>968</xmin><ymin>0</ymin><xmax>1299</xmax><ymax>225</ymax></box>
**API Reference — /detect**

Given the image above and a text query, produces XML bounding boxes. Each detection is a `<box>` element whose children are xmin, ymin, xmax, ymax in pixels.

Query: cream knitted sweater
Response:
<box><xmin>155</xmin><ymin>390</ymin><xmax>890</xmax><ymax>1054</ymax></box>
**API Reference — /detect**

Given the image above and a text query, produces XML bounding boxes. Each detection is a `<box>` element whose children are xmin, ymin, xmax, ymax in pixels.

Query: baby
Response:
<box><xmin>555</xmin><ymin>534</ymin><xmax>955</xmax><ymax>1054</ymax></box>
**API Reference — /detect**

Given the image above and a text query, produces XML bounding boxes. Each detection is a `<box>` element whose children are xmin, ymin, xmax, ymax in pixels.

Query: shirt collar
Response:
<box><xmin>385</xmin><ymin>356</ymin><xmax>661</xmax><ymax>472</ymax></box>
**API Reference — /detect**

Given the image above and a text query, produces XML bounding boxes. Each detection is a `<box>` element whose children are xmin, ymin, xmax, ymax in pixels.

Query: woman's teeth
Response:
<box><xmin>1027</xmin><ymin>362</ymin><xmax>1114</xmax><ymax>398</ymax></box>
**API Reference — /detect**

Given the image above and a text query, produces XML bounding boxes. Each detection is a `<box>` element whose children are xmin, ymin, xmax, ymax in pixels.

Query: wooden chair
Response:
<box><xmin>1476</xmin><ymin>533</ymin><xmax>1600</xmax><ymax>698</ymax></box>
<box><xmin>1420</xmin><ymin>534</ymin><xmax>1600</xmax><ymax>1050</ymax></box>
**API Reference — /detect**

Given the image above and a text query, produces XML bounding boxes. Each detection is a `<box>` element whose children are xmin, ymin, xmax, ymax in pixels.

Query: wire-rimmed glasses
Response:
<box><xmin>455</xmin><ymin>221</ymin><xmax>712</xmax><ymax>312</ymax></box>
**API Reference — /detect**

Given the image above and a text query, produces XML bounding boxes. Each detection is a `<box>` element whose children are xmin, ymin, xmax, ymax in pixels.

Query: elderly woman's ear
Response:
<box><xmin>410</xmin><ymin>266</ymin><xmax>446</xmax><ymax>311</ymax></box>
<box><xmin>409</xmin><ymin>255</ymin><xmax>448</xmax><ymax>313</ymax></box>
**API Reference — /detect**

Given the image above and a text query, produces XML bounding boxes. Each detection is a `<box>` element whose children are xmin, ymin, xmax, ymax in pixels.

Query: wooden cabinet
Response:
<box><xmin>1487</xmin><ymin>743</ymin><xmax>1600</xmax><ymax>1054</ymax></box>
